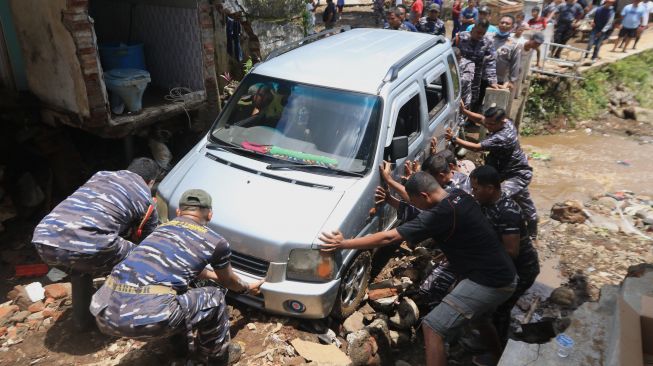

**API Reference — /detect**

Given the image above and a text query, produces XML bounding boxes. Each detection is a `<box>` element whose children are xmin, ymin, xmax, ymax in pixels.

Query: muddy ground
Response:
<box><xmin>2</xmin><ymin>7</ymin><xmax>653</xmax><ymax>366</ymax></box>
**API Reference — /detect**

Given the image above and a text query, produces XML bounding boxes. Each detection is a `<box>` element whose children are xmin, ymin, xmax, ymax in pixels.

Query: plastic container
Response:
<box><xmin>98</xmin><ymin>42</ymin><xmax>146</xmax><ymax>71</ymax></box>
<box><xmin>556</xmin><ymin>334</ymin><xmax>574</xmax><ymax>358</ymax></box>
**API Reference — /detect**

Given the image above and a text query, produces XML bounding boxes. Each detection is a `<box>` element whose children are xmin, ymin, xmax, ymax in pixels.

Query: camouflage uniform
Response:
<box><xmin>32</xmin><ymin>170</ymin><xmax>157</xmax><ymax>275</ymax></box>
<box><xmin>445</xmin><ymin>171</ymin><xmax>472</xmax><ymax>195</ymax></box>
<box><xmin>492</xmin><ymin>33</ymin><xmax>522</xmax><ymax>85</ymax></box>
<box><xmin>456</xmin><ymin>31</ymin><xmax>497</xmax><ymax>108</ymax></box>
<box><xmin>418</xmin><ymin>17</ymin><xmax>446</xmax><ymax>36</ymax></box>
<box><xmin>90</xmin><ymin>216</ymin><xmax>233</xmax><ymax>360</ymax></box>
<box><xmin>481</xmin><ymin>194</ymin><xmax>540</xmax><ymax>343</ymax></box>
<box><xmin>459</xmin><ymin>57</ymin><xmax>475</xmax><ymax>108</ymax></box>
<box><xmin>480</xmin><ymin>119</ymin><xmax>538</xmax><ymax>238</ymax></box>
<box><xmin>384</xmin><ymin>23</ymin><xmax>411</xmax><ymax>31</ymax></box>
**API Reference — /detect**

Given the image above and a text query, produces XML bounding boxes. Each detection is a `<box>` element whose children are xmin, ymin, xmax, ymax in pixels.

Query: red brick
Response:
<box><xmin>0</xmin><ymin>326</ymin><xmax>7</xmax><ymax>337</ymax></box>
<box><xmin>367</xmin><ymin>287</ymin><xmax>398</xmax><ymax>300</ymax></box>
<box><xmin>0</xmin><ymin>305</ymin><xmax>19</xmax><ymax>320</ymax></box>
<box><xmin>44</xmin><ymin>283</ymin><xmax>71</xmax><ymax>300</ymax></box>
<box><xmin>28</xmin><ymin>301</ymin><xmax>44</xmax><ymax>313</ymax></box>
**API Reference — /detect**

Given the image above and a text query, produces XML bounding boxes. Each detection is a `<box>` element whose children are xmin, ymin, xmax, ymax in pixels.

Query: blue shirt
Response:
<box><xmin>466</xmin><ymin>23</ymin><xmax>499</xmax><ymax>33</ymax></box>
<box><xmin>621</xmin><ymin>3</ymin><xmax>646</xmax><ymax>29</ymax></box>
<box><xmin>461</xmin><ymin>7</ymin><xmax>478</xmax><ymax>21</ymax></box>
<box><xmin>404</xmin><ymin>20</ymin><xmax>418</xmax><ymax>32</ymax></box>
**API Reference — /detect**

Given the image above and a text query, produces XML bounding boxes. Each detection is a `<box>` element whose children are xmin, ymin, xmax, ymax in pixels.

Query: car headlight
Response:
<box><xmin>286</xmin><ymin>249</ymin><xmax>337</xmax><ymax>283</ymax></box>
<box><xmin>155</xmin><ymin>193</ymin><xmax>169</xmax><ymax>223</ymax></box>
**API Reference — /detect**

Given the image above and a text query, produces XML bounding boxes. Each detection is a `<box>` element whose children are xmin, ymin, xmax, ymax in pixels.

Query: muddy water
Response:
<box><xmin>521</xmin><ymin>131</ymin><xmax>653</xmax><ymax>213</ymax></box>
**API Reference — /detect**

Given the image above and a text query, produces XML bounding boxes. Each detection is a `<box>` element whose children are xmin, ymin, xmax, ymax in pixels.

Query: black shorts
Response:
<box><xmin>619</xmin><ymin>27</ymin><xmax>637</xmax><ymax>38</ymax></box>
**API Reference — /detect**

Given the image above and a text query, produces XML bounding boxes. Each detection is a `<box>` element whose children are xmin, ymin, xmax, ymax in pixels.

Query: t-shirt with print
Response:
<box><xmin>396</xmin><ymin>189</ymin><xmax>516</xmax><ymax>288</ymax></box>
<box><xmin>621</xmin><ymin>3</ymin><xmax>646</xmax><ymax>29</ymax></box>
<box><xmin>480</xmin><ymin>119</ymin><xmax>532</xmax><ymax>179</ymax></box>
<box><xmin>528</xmin><ymin>17</ymin><xmax>548</xmax><ymax>30</ymax></box>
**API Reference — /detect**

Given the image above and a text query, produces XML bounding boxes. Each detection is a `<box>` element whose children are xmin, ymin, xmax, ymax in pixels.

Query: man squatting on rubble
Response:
<box><xmin>31</xmin><ymin>157</ymin><xmax>161</xmax><ymax>329</ymax></box>
<box><xmin>447</xmin><ymin>107</ymin><xmax>539</xmax><ymax>239</ymax></box>
<box><xmin>91</xmin><ymin>189</ymin><xmax>264</xmax><ymax>365</ymax></box>
<box><xmin>320</xmin><ymin>172</ymin><xmax>518</xmax><ymax>366</ymax></box>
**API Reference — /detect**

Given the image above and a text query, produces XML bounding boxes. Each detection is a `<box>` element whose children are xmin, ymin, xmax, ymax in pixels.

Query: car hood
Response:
<box><xmin>160</xmin><ymin>150</ymin><xmax>346</xmax><ymax>262</ymax></box>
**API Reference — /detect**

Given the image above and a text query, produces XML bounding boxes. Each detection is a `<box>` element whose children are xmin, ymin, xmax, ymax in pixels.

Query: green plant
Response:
<box><xmin>243</xmin><ymin>58</ymin><xmax>254</xmax><ymax>74</ymax></box>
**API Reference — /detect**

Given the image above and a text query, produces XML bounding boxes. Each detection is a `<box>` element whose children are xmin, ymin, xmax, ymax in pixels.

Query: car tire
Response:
<box><xmin>330</xmin><ymin>250</ymin><xmax>372</xmax><ymax>319</ymax></box>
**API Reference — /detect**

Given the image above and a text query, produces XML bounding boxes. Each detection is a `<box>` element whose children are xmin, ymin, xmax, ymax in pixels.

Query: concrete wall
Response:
<box><xmin>9</xmin><ymin>0</ymin><xmax>90</xmax><ymax>117</ymax></box>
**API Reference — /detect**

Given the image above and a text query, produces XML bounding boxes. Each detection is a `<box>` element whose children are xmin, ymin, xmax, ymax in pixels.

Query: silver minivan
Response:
<box><xmin>156</xmin><ymin>28</ymin><xmax>462</xmax><ymax>319</ymax></box>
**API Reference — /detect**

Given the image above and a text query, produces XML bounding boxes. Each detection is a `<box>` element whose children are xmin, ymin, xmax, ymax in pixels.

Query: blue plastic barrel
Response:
<box><xmin>98</xmin><ymin>42</ymin><xmax>146</xmax><ymax>71</ymax></box>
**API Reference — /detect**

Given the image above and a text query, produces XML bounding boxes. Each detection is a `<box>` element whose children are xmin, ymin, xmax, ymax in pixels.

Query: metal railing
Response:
<box><xmin>530</xmin><ymin>42</ymin><xmax>590</xmax><ymax>80</ymax></box>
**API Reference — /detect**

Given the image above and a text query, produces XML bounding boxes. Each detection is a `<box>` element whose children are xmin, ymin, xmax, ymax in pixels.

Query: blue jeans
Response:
<box><xmin>587</xmin><ymin>29</ymin><xmax>606</xmax><ymax>60</ymax></box>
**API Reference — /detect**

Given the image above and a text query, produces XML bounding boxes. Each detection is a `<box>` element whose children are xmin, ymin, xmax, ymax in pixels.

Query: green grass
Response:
<box><xmin>523</xmin><ymin>49</ymin><xmax>653</xmax><ymax>132</ymax></box>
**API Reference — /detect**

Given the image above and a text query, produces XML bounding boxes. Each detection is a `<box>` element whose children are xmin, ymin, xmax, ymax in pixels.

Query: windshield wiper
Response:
<box><xmin>266</xmin><ymin>162</ymin><xmax>364</xmax><ymax>177</ymax></box>
<box><xmin>206</xmin><ymin>141</ymin><xmax>269</xmax><ymax>158</ymax></box>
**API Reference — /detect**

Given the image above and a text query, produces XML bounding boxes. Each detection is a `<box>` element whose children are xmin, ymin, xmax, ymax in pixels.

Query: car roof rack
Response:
<box><xmin>381</xmin><ymin>35</ymin><xmax>447</xmax><ymax>84</ymax></box>
<box><xmin>264</xmin><ymin>25</ymin><xmax>352</xmax><ymax>62</ymax></box>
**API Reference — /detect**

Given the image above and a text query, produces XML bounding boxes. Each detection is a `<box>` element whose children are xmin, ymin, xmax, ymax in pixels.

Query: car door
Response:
<box><xmin>423</xmin><ymin>61</ymin><xmax>454</xmax><ymax>153</ymax></box>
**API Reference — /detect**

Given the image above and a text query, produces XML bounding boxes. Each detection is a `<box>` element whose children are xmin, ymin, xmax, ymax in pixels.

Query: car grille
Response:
<box><xmin>230</xmin><ymin>251</ymin><xmax>269</xmax><ymax>277</ymax></box>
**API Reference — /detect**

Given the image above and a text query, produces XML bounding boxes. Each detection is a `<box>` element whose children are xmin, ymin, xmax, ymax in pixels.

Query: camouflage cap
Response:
<box><xmin>179</xmin><ymin>189</ymin><xmax>212</xmax><ymax>208</ymax></box>
<box><xmin>428</xmin><ymin>3</ymin><xmax>440</xmax><ymax>11</ymax></box>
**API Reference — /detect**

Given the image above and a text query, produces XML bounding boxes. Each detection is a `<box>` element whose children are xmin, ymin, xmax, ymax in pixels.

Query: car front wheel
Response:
<box><xmin>330</xmin><ymin>250</ymin><xmax>371</xmax><ymax>319</ymax></box>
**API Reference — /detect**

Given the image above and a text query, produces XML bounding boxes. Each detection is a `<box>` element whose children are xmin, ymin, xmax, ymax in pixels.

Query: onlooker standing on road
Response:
<box><xmin>466</xmin><ymin>6</ymin><xmax>499</xmax><ymax>33</ymax></box>
<box><xmin>397</xmin><ymin>4</ymin><xmax>419</xmax><ymax>31</ymax></box>
<box><xmin>452</xmin><ymin>0</ymin><xmax>464</xmax><ymax>38</ymax></box>
<box><xmin>515</xmin><ymin>32</ymin><xmax>545</xmax><ymax>97</ymax></box>
<box><xmin>323</xmin><ymin>0</ymin><xmax>337</xmax><ymax>28</ymax></box>
<box><xmin>551</xmin><ymin>0</ymin><xmax>584</xmax><ymax>57</ymax></box>
<box><xmin>513</xmin><ymin>11</ymin><xmax>529</xmax><ymax>32</ymax></box>
<box><xmin>461</xmin><ymin>0</ymin><xmax>479</xmax><ymax>30</ymax></box>
<box><xmin>336</xmin><ymin>0</ymin><xmax>345</xmax><ymax>20</ymax></box>
<box><xmin>385</xmin><ymin>7</ymin><xmax>411</xmax><ymax>31</ymax></box>
<box><xmin>528</xmin><ymin>7</ymin><xmax>548</xmax><ymax>31</ymax></box>
<box><xmin>612</xmin><ymin>0</ymin><xmax>647</xmax><ymax>52</ymax></box>
<box><xmin>585</xmin><ymin>0</ymin><xmax>615</xmax><ymax>60</ymax></box>
<box><xmin>633</xmin><ymin>0</ymin><xmax>652</xmax><ymax>48</ymax></box>
<box><xmin>305</xmin><ymin>0</ymin><xmax>317</xmax><ymax>35</ymax></box>
<box><xmin>411</xmin><ymin>0</ymin><xmax>424</xmax><ymax>24</ymax></box>
<box><xmin>418</xmin><ymin>4</ymin><xmax>446</xmax><ymax>36</ymax></box>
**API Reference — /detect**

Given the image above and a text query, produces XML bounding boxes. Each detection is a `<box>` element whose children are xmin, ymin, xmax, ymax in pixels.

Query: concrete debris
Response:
<box><xmin>388</xmin><ymin>331</ymin><xmax>411</xmax><ymax>348</ymax></box>
<box><xmin>290</xmin><ymin>338</ymin><xmax>352</xmax><ymax>366</ymax></box>
<box><xmin>24</xmin><ymin>282</ymin><xmax>45</xmax><ymax>303</ymax></box>
<box><xmin>246</xmin><ymin>322</ymin><xmax>257</xmax><ymax>331</ymax></box>
<box><xmin>550</xmin><ymin>200</ymin><xmax>588</xmax><ymax>224</ymax></box>
<box><xmin>343</xmin><ymin>311</ymin><xmax>365</xmax><ymax>334</ymax></box>
<box><xmin>346</xmin><ymin>330</ymin><xmax>379</xmax><ymax>366</ymax></box>
<box><xmin>369</xmin><ymin>295</ymin><xmax>398</xmax><ymax>314</ymax></box>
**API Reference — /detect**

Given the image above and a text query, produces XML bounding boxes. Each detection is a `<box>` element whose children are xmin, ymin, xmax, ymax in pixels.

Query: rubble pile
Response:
<box><xmin>544</xmin><ymin>191</ymin><xmax>653</xmax><ymax>299</ymax></box>
<box><xmin>0</xmin><ymin>283</ymin><xmax>69</xmax><ymax>349</ymax></box>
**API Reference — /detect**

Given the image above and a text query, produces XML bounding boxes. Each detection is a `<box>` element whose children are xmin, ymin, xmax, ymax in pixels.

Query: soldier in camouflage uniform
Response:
<box><xmin>447</xmin><ymin>107</ymin><xmax>538</xmax><ymax>239</ymax></box>
<box><xmin>493</xmin><ymin>15</ymin><xmax>522</xmax><ymax>90</ymax></box>
<box><xmin>32</xmin><ymin>157</ymin><xmax>160</xmax><ymax>329</ymax></box>
<box><xmin>469</xmin><ymin>165</ymin><xmax>540</xmax><ymax>345</ymax></box>
<box><xmin>91</xmin><ymin>189</ymin><xmax>264</xmax><ymax>365</ymax></box>
<box><xmin>455</xmin><ymin>19</ymin><xmax>499</xmax><ymax>112</ymax></box>
<box><xmin>417</xmin><ymin>4</ymin><xmax>446</xmax><ymax>36</ymax></box>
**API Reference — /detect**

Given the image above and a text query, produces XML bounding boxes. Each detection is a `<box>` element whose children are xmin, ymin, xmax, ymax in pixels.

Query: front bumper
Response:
<box><xmin>232</xmin><ymin>263</ymin><xmax>341</xmax><ymax>319</ymax></box>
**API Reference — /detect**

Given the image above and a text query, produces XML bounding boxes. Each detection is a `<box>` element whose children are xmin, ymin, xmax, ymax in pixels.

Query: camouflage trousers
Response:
<box><xmin>94</xmin><ymin>286</ymin><xmax>230</xmax><ymax>360</ymax></box>
<box><xmin>501</xmin><ymin>172</ymin><xmax>538</xmax><ymax>238</ymax></box>
<box><xmin>417</xmin><ymin>260</ymin><xmax>458</xmax><ymax>309</ymax></box>
<box><xmin>34</xmin><ymin>238</ymin><xmax>135</xmax><ymax>276</ymax></box>
<box><xmin>492</xmin><ymin>246</ymin><xmax>540</xmax><ymax>344</ymax></box>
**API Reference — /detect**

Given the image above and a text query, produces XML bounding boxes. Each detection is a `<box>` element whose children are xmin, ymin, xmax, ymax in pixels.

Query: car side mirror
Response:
<box><xmin>390</xmin><ymin>136</ymin><xmax>408</xmax><ymax>162</ymax></box>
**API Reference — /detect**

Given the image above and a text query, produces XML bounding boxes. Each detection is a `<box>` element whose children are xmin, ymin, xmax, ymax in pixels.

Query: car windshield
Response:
<box><xmin>210</xmin><ymin>74</ymin><xmax>382</xmax><ymax>174</ymax></box>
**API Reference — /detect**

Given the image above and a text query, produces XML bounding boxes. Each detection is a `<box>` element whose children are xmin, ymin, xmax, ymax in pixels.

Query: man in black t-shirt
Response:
<box><xmin>470</xmin><ymin>165</ymin><xmax>540</xmax><ymax>347</ymax></box>
<box><xmin>320</xmin><ymin>172</ymin><xmax>516</xmax><ymax>366</ymax></box>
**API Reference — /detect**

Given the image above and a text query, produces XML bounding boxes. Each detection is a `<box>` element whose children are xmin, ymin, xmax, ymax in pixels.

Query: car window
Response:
<box><xmin>425</xmin><ymin>73</ymin><xmax>448</xmax><ymax>120</ymax></box>
<box><xmin>394</xmin><ymin>94</ymin><xmax>421</xmax><ymax>143</ymax></box>
<box><xmin>447</xmin><ymin>54</ymin><xmax>461</xmax><ymax>100</ymax></box>
<box><xmin>210</xmin><ymin>74</ymin><xmax>381</xmax><ymax>174</ymax></box>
